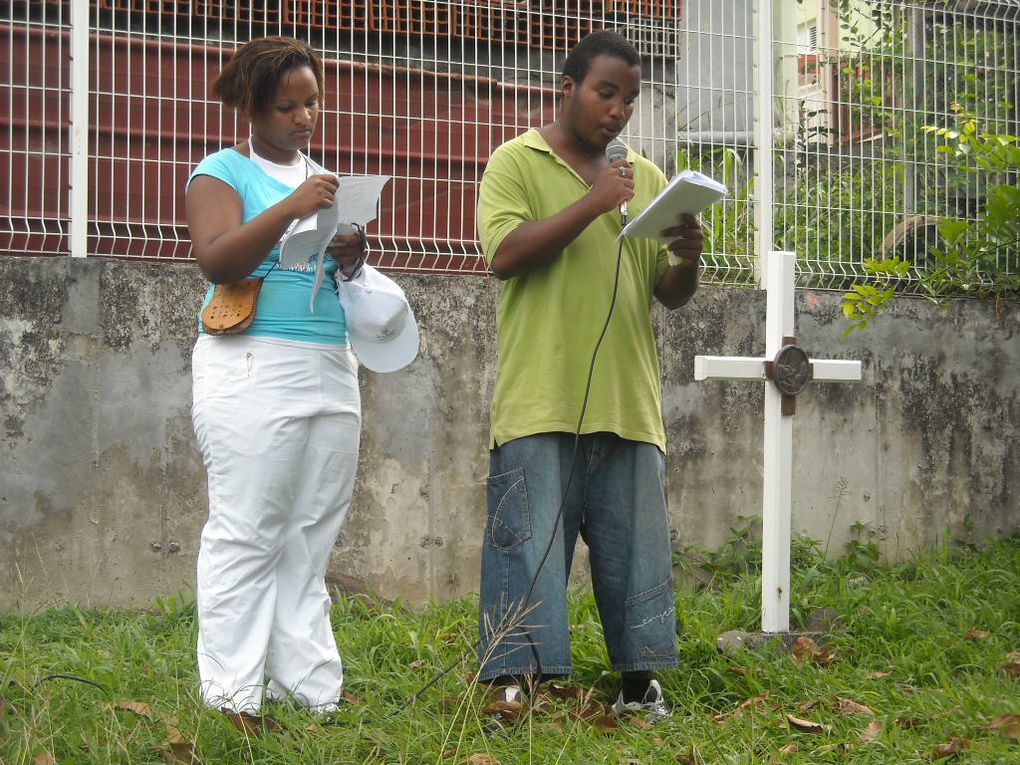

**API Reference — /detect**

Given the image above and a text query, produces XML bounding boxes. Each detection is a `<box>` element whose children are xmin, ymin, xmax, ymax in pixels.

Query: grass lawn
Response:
<box><xmin>1</xmin><ymin>535</ymin><xmax>1018</xmax><ymax>764</ymax></box>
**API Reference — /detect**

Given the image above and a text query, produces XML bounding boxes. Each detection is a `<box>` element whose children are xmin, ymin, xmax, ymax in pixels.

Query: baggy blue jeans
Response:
<box><xmin>477</xmin><ymin>432</ymin><xmax>678</xmax><ymax>682</ymax></box>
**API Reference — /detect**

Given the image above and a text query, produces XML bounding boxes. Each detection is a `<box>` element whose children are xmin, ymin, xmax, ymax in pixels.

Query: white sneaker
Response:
<box><xmin>611</xmin><ymin>679</ymin><xmax>672</xmax><ymax>723</ymax></box>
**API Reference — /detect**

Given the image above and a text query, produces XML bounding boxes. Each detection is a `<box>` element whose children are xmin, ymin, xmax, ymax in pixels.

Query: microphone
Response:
<box><xmin>606</xmin><ymin>139</ymin><xmax>630</xmax><ymax>224</ymax></box>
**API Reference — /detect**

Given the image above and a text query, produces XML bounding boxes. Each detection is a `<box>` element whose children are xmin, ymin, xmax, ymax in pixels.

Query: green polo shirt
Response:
<box><xmin>478</xmin><ymin>129</ymin><xmax>671</xmax><ymax>451</ymax></box>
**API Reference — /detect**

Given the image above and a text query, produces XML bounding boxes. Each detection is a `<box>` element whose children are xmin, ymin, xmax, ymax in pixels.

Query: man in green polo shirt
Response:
<box><xmin>475</xmin><ymin>30</ymin><xmax>705</xmax><ymax>724</ymax></box>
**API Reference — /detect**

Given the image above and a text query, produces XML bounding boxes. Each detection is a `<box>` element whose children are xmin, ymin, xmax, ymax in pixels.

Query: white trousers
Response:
<box><xmin>191</xmin><ymin>335</ymin><xmax>361</xmax><ymax>712</ymax></box>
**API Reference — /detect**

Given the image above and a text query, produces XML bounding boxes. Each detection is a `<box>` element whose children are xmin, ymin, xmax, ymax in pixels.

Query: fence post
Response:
<box><xmin>754</xmin><ymin>0</ymin><xmax>774</xmax><ymax>286</ymax></box>
<box><xmin>69</xmin><ymin>0</ymin><xmax>89</xmax><ymax>258</ymax></box>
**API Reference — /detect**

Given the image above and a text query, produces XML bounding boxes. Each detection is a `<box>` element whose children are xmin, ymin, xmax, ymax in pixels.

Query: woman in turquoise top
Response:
<box><xmin>185</xmin><ymin>36</ymin><xmax>365</xmax><ymax>715</ymax></box>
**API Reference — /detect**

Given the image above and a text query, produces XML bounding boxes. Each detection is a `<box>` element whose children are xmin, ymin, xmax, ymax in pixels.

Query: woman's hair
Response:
<box><xmin>213</xmin><ymin>36</ymin><xmax>325</xmax><ymax>116</ymax></box>
<box><xmin>561</xmin><ymin>30</ymin><xmax>641</xmax><ymax>84</ymax></box>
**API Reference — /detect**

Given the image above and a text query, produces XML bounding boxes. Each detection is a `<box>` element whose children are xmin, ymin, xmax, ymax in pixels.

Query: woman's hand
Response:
<box><xmin>327</xmin><ymin>230</ymin><xmax>366</xmax><ymax>279</ymax></box>
<box><xmin>286</xmin><ymin>173</ymin><xmax>341</xmax><ymax>220</ymax></box>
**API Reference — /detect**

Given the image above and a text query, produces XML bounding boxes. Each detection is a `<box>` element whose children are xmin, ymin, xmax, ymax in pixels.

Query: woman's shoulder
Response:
<box><xmin>194</xmin><ymin>146</ymin><xmax>251</xmax><ymax>174</ymax></box>
<box><xmin>188</xmin><ymin>147</ymin><xmax>255</xmax><ymax>190</ymax></box>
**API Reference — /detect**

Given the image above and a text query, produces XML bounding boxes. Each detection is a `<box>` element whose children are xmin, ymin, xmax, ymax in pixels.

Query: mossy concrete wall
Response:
<box><xmin>2</xmin><ymin>257</ymin><xmax>1017</xmax><ymax>610</ymax></box>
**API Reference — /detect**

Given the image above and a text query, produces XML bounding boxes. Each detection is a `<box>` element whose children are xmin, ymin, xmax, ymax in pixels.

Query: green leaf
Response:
<box><xmin>938</xmin><ymin>218</ymin><xmax>970</xmax><ymax>244</ymax></box>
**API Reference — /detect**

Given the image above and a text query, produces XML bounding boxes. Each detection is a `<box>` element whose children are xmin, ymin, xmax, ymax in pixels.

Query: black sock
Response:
<box><xmin>620</xmin><ymin>671</ymin><xmax>654</xmax><ymax>703</ymax></box>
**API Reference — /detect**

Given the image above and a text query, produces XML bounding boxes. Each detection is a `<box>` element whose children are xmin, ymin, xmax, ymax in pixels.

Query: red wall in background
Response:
<box><xmin>1</xmin><ymin>24</ymin><xmax>557</xmax><ymax>268</ymax></box>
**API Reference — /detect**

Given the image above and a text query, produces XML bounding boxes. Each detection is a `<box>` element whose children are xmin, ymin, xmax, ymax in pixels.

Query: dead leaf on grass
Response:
<box><xmin>568</xmin><ymin>700</ymin><xmax>603</xmax><ymax>719</ymax></box>
<box><xmin>740</xmin><ymin>694</ymin><xmax>769</xmax><ymax>710</ymax></box>
<box><xmin>896</xmin><ymin>716</ymin><xmax>927</xmax><ymax>729</ymax></box>
<box><xmin>675</xmin><ymin>743</ymin><xmax>702</xmax><ymax>764</ymax></box>
<box><xmin>165</xmin><ymin>717</ymin><xmax>184</xmax><ymax>740</ymax></box>
<box><xmin>787</xmin><ymin>714</ymin><xmax>831</xmax><ymax>733</ymax></box>
<box><xmin>714</xmin><ymin>694</ymin><xmax>768</xmax><ymax>722</ymax></box>
<box><xmin>988</xmin><ymin>713</ymin><xmax>1020</xmax><ymax>740</ymax></box>
<box><xmin>964</xmin><ymin>628</ymin><xmax>990</xmax><ymax>640</ymax></box>
<box><xmin>162</xmin><ymin>741</ymin><xmax>202</xmax><ymax>765</ymax></box>
<box><xmin>866</xmin><ymin>671</ymin><xmax>891</xmax><ymax>679</ymax></box>
<box><xmin>564</xmin><ymin>698</ymin><xmax>614</xmax><ymax>730</ymax></box>
<box><xmin>113</xmin><ymin>699</ymin><xmax>154</xmax><ymax>718</ymax></box>
<box><xmin>220</xmin><ymin>709</ymin><xmax>282</xmax><ymax>736</ymax></box>
<box><xmin>32</xmin><ymin>755</ymin><xmax>56</xmax><ymax>765</ymax></box>
<box><xmin>546</xmin><ymin>683</ymin><xmax>583</xmax><ymax>700</ymax></box>
<box><xmin>342</xmin><ymin>690</ymin><xmax>361</xmax><ymax>705</ymax></box>
<box><xmin>860</xmin><ymin>720</ymin><xmax>883</xmax><ymax>742</ymax></box>
<box><xmin>161</xmin><ymin>716</ymin><xmax>201</xmax><ymax>764</ymax></box>
<box><xmin>778</xmin><ymin>742</ymin><xmax>799</xmax><ymax>755</ymax></box>
<box><xmin>792</xmin><ymin>636</ymin><xmax>821</xmax><ymax>662</ymax></box>
<box><xmin>466</xmin><ymin>754</ymin><xmax>501</xmax><ymax>765</ymax></box>
<box><xmin>438</xmin><ymin>696</ymin><xmax>463</xmax><ymax>713</ymax></box>
<box><xmin>481</xmin><ymin>699</ymin><xmax>523</xmax><ymax>724</ymax></box>
<box><xmin>408</xmin><ymin>660</ymin><xmax>425</xmax><ymax>670</ymax></box>
<box><xmin>1002</xmin><ymin>652</ymin><xmax>1020</xmax><ymax>678</ymax></box>
<box><xmin>929</xmin><ymin>736</ymin><xmax>971</xmax><ymax>760</ymax></box>
<box><xmin>835</xmin><ymin>697</ymin><xmax>875</xmax><ymax>715</ymax></box>
<box><xmin>728</xmin><ymin>667</ymin><xmax>747</xmax><ymax>676</ymax></box>
<box><xmin>816</xmin><ymin>647</ymin><xmax>841</xmax><ymax>666</ymax></box>
<box><xmin>791</xmin><ymin>637</ymin><xmax>839</xmax><ymax>666</ymax></box>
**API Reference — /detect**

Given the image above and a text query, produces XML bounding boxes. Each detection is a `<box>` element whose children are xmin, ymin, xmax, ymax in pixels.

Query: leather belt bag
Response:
<box><xmin>201</xmin><ymin>277</ymin><xmax>264</xmax><ymax>335</ymax></box>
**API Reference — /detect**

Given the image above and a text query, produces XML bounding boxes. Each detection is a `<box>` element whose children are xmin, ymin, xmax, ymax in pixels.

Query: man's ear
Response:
<box><xmin>561</xmin><ymin>74</ymin><xmax>576</xmax><ymax>99</ymax></box>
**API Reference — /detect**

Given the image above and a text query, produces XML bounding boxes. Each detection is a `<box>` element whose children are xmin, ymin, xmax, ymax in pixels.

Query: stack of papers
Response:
<box><xmin>620</xmin><ymin>170</ymin><xmax>728</xmax><ymax>243</ymax></box>
<box><xmin>280</xmin><ymin>174</ymin><xmax>391</xmax><ymax>267</ymax></box>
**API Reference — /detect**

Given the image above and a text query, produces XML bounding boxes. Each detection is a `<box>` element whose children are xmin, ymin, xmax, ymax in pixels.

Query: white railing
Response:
<box><xmin>2</xmin><ymin>0</ymin><xmax>1016</xmax><ymax>288</ymax></box>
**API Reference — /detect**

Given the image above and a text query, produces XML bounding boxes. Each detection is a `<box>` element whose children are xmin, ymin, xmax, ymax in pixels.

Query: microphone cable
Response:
<box><xmin>388</xmin><ymin>233</ymin><xmax>628</xmax><ymax>717</ymax></box>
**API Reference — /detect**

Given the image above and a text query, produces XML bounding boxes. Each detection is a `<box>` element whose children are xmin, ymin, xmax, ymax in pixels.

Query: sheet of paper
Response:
<box><xmin>620</xmin><ymin>169</ymin><xmax>728</xmax><ymax>244</ymax></box>
<box><xmin>279</xmin><ymin>174</ymin><xmax>391</xmax><ymax>268</ymax></box>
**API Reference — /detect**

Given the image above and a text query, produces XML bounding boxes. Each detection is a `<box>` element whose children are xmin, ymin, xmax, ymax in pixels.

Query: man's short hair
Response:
<box><xmin>561</xmin><ymin>30</ymin><xmax>641</xmax><ymax>84</ymax></box>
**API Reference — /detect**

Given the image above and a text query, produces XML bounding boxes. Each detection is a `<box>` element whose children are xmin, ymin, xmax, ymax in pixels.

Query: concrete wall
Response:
<box><xmin>1</xmin><ymin>257</ymin><xmax>1017</xmax><ymax>611</ymax></box>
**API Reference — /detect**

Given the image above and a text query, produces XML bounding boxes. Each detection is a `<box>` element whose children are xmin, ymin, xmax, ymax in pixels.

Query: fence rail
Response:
<box><xmin>2</xmin><ymin>0</ymin><xmax>1017</xmax><ymax>288</ymax></box>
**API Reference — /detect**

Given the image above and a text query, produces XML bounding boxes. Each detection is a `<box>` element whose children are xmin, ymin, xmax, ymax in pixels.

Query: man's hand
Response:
<box><xmin>661</xmin><ymin>213</ymin><xmax>704</xmax><ymax>268</ymax></box>
<box><xmin>653</xmin><ymin>213</ymin><xmax>704</xmax><ymax>309</ymax></box>
<box><xmin>588</xmin><ymin>160</ymin><xmax>635</xmax><ymax>217</ymax></box>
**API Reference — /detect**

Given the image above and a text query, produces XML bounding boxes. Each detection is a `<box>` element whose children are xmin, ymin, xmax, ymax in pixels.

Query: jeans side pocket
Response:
<box><xmin>485</xmin><ymin>465</ymin><xmax>531</xmax><ymax>551</ymax></box>
<box><xmin>624</xmin><ymin>578</ymin><xmax>677</xmax><ymax>659</ymax></box>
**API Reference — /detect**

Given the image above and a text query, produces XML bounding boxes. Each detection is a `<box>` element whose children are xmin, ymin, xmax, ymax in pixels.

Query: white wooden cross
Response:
<box><xmin>694</xmin><ymin>251</ymin><xmax>863</xmax><ymax>633</ymax></box>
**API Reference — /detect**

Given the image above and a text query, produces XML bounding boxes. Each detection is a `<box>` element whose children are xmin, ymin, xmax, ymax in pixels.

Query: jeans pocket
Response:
<box><xmin>485</xmin><ymin>465</ymin><xmax>531</xmax><ymax>551</ymax></box>
<box><xmin>624</xmin><ymin>578</ymin><xmax>677</xmax><ymax>659</ymax></box>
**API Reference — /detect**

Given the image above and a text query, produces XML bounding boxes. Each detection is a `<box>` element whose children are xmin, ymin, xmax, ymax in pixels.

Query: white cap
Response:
<box><xmin>337</xmin><ymin>264</ymin><xmax>419</xmax><ymax>373</ymax></box>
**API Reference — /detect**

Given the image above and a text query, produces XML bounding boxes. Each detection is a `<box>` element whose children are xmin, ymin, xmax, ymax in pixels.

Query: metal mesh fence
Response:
<box><xmin>2</xmin><ymin>1</ymin><xmax>1017</xmax><ymax>288</ymax></box>
<box><xmin>774</xmin><ymin>0</ymin><xmax>1020</xmax><ymax>292</ymax></box>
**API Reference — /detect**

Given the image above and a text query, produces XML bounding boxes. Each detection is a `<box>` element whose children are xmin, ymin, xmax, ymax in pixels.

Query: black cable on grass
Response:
<box><xmin>38</xmin><ymin>674</ymin><xmax>110</xmax><ymax>696</ymax></box>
